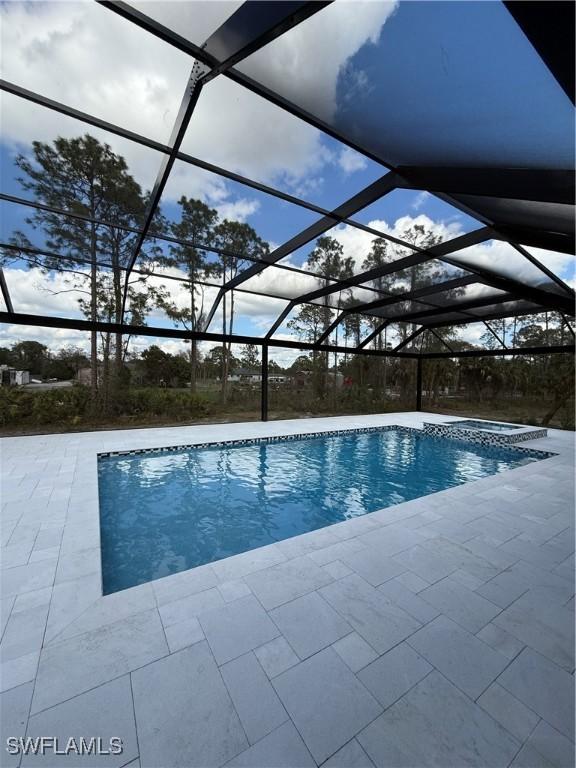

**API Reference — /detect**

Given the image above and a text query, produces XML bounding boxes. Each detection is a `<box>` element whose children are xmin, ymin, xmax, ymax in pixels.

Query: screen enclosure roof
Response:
<box><xmin>0</xmin><ymin>0</ymin><xmax>574</xmax><ymax>359</ymax></box>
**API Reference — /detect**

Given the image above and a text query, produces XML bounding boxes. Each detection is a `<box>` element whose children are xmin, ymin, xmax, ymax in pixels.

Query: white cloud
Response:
<box><xmin>411</xmin><ymin>191</ymin><xmax>430</xmax><ymax>211</ymax></box>
<box><xmin>388</xmin><ymin>214</ymin><xmax>463</xmax><ymax>244</ymax></box>
<box><xmin>143</xmin><ymin>263</ymin><xmax>289</xmax><ymax>330</ymax></box>
<box><xmin>1</xmin><ymin>323</ymin><xmax>90</xmax><ymax>353</ymax></box>
<box><xmin>523</xmin><ymin>247</ymin><xmax>575</xmax><ymax>288</ymax></box>
<box><xmin>0</xmin><ymin>1</ymin><xmax>395</xmax><ymax>207</ymax></box>
<box><xmin>181</xmin><ymin>77</ymin><xmax>332</xmax><ymax>196</ymax></box>
<box><xmin>457</xmin><ymin>323</ymin><xmax>487</xmax><ymax>346</ymax></box>
<box><xmin>2</xmin><ymin>260</ymin><xmax>290</xmax><ymax>329</ymax></box>
<box><xmin>130</xmin><ymin>1</ymin><xmax>244</xmax><ymax>47</ymax></box>
<box><xmin>302</xmin><ymin>214</ymin><xmax>465</xmax><ymax>277</ymax></box>
<box><xmin>4</xmin><ymin>266</ymin><xmax>87</xmax><ymax>317</ymax></box>
<box><xmin>238</xmin><ymin>0</ymin><xmax>398</xmax><ymax>121</ymax></box>
<box><xmin>1</xmin><ymin>1</ymin><xmax>190</xmax><ymax>146</ymax></box>
<box><xmin>0</xmin><ymin>262</ymin><xmax>292</xmax><ymax>359</ymax></box>
<box><xmin>323</xmin><ymin>217</ymin><xmax>572</xmax><ymax>295</ymax></box>
<box><xmin>268</xmin><ymin>334</ymin><xmax>309</xmax><ymax>368</ymax></box>
<box><xmin>239</xmin><ymin>261</ymin><xmax>331</xmax><ymax>300</ymax></box>
<box><xmin>3</xmin><ymin>257</ymin><xmax>566</xmax><ymax>366</ymax></box>
<box><xmin>451</xmin><ymin>240</ymin><xmax>575</xmax><ymax>291</ymax></box>
<box><xmin>216</xmin><ymin>199</ymin><xmax>260</xmax><ymax>223</ymax></box>
<box><xmin>338</xmin><ymin>147</ymin><xmax>368</xmax><ymax>174</ymax></box>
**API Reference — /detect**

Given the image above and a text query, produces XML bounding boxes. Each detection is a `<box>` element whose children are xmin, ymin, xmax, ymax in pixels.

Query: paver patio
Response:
<box><xmin>1</xmin><ymin>412</ymin><xmax>574</xmax><ymax>767</ymax></box>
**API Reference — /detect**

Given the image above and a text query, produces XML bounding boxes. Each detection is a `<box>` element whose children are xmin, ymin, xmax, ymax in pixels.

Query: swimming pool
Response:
<box><xmin>445</xmin><ymin>420</ymin><xmax>522</xmax><ymax>432</ymax></box>
<box><xmin>98</xmin><ymin>427</ymin><xmax>549</xmax><ymax>594</ymax></box>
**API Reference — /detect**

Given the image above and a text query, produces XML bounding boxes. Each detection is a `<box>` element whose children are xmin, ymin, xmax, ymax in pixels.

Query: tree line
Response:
<box><xmin>2</xmin><ymin>133</ymin><xmax>573</xmax><ymax>425</ymax></box>
<box><xmin>4</xmin><ymin>135</ymin><xmax>268</xmax><ymax>412</ymax></box>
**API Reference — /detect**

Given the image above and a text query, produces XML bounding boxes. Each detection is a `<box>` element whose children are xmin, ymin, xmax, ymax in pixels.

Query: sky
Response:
<box><xmin>1</xmin><ymin>0</ymin><xmax>574</xmax><ymax>367</ymax></box>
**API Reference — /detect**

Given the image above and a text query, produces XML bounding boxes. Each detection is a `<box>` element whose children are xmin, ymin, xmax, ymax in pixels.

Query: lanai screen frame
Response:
<box><xmin>0</xmin><ymin>0</ymin><xmax>574</xmax><ymax>421</ymax></box>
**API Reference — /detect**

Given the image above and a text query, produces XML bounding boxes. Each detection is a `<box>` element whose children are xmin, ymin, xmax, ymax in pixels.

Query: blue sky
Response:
<box><xmin>1</xmin><ymin>0</ymin><xmax>573</xmax><ymax>363</ymax></box>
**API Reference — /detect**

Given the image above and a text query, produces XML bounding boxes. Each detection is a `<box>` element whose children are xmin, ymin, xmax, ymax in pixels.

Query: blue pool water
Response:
<box><xmin>445</xmin><ymin>420</ymin><xmax>521</xmax><ymax>432</ymax></box>
<box><xmin>98</xmin><ymin>428</ymin><xmax>546</xmax><ymax>594</ymax></box>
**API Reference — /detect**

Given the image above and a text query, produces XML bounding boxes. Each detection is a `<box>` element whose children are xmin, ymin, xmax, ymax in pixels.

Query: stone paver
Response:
<box><xmin>357</xmin><ymin>643</ymin><xmax>432</xmax><ymax>710</ymax></box>
<box><xmin>322</xmin><ymin>560</ymin><xmax>353</xmax><ymax>580</ymax></box>
<box><xmin>55</xmin><ymin>582</ymin><xmax>156</xmax><ymax>643</ymax></box>
<box><xmin>273</xmin><ymin>647</ymin><xmax>382</xmax><ymax>763</ymax></box>
<box><xmin>132</xmin><ymin>642</ymin><xmax>247</xmax><ymax>768</ymax></box>
<box><xmin>152</xmin><ymin>564</ymin><xmax>219</xmax><ymax>606</ymax></box>
<box><xmin>199</xmin><ymin>595</ymin><xmax>280</xmax><ymax>665</ymax></box>
<box><xmin>323</xmin><ymin>739</ymin><xmax>376</xmax><ymax>767</ymax></box>
<box><xmin>244</xmin><ymin>556</ymin><xmax>333</xmax><ymax>610</ymax></box>
<box><xmin>408</xmin><ymin>615</ymin><xmax>509</xmax><ymax>699</ymax></box>
<box><xmin>44</xmin><ymin>574</ymin><xmax>101</xmax><ymax>644</ymax></box>
<box><xmin>319</xmin><ymin>573</ymin><xmax>421</xmax><ymax>654</ymax></box>
<box><xmin>54</xmin><ymin>547</ymin><xmax>100</xmax><ymax>585</ymax></box>
<box><xmin>32</xmin><ymin>609</ymin><xmax>168</xmax><ymax>714</ymax></box>
<box><xmin>477</xmin><ymin>683</ymin><xmax>540</xmax><ymax>742</ymax></box>
<box><xmin>498</xmin><ymin>647</ymin><xmax>575</xmax><ymax>741</ymax></box>
<box><xmin>1</xmin><ymin>651</ymin><xmax>39</xmax><ymax>693</ymax></box>
<box><xmin>1</xmin><ymin>413</ymin><xmax>573</xmax><ymax>767</ymax></box>
<box><xmin>253</xmin><ymin>637</ymin><xmax>299</xmax><ymax>679</ymax></box>
<box><xmin>0</xmin><ymin>682</ymin><xmax>33</xmax><ymax>768</ymax></box>
<box><xmin>519</xmin><ymin>721</ymin><xmax>575</xmax><ymax>768</ymax></box>
<box><xmin>23</xmin><ymin>676</ymin><xmax>138</xmax><ymax>767</ymax></box>
<box><xmin>475</xmin><ymin>621</ymin><xmax>525</xmax><ymax>660</ymax></box>
<box><xmin>356</xmin><ymin>525</ymin><xmax>429</xmax><ymax>558</ymax></box>
<box><xmin>394</xmin><ymin>571</ymin><xmax>430</xmax><ymax>593</ymax></box>
<box><xmin>220</xmin><ymin>652</ymin><xmax>288</xmax><ymax>745</ymax></box>
<box><xmin>164</xmin><ymin>616</ymin><xmax>205</xmax><ymax>653</ymax></box>
<box><xmin>493</xmin><ymin>590</ymin><xmax>575</xmax><ymax>671</ymax></box>
<box><xmin>218</xmin><ymin>580</ymin><xmax>252</xmax><ymax>603</ymax></box>
<box><xmin>158</xmin><ymin>587</ymin><xmax>224</xmax><ymax>628</ymax></box>
<box><xmin>1</xmin><ymin>601</ymin><xmax>50</xmax><ymax>661</ymax></box>
<box><xmin>0</xmin><ymin>597</ymin><xmax>15</xmax><ymax>641</ymax></box>
<box><xmin>391</xmin><ymin>544</ymin><xmax>457</xmax><ymax>584</ymax></box>
<box><xmin>475</xmin><ymin>567</ymin><xmax>530</xmax><ymax>609</ymax></box>
<box><xmin>1</xmin><ymin>559</ymin><xmax>57</xmax><ymax>600</ymax></box>
<box><xmin>357</xmin><ymin>671</ymin><xmax>520</xmax><ymax>768</ymax></box>
<box><xmin>378</xmin><ymin>578</ymin><xmax>440</xmax><ymax>624</ymax></box>
<box><xmin>418</xmin><ymin>576</ymin><xmax>501</xmax><ymax>633</ymax></box>
<box><xmin>332</xmin><ymin>631</ymin><xmax>379</xmax><ymax>673</ymax></box>
<box><xmin>269</xmin><ymin>591</ymin><xmax>351</xmax><ymax>659</ymax></box>
<box><xmin>339</xmin><ymin>546</ymin><xmax>407</xmax><ymax>587</ymax></box>
<box><xmin>225</xmin><ymin>721</ymin><xmax>315</xmax><ymax>768</ymax></box>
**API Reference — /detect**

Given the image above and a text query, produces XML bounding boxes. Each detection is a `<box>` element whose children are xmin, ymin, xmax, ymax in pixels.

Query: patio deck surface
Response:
<box><xmin>1</xmin><ymin>412</ymin><xmax>574</xmax><ymax>768</ymax></box>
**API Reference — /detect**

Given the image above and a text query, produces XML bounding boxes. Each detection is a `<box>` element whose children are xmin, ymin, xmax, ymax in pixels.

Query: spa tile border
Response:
<box><xmin>98</xmin><ymin>424</ymin><xmax>555</xmax><ymax>462</ymax></box>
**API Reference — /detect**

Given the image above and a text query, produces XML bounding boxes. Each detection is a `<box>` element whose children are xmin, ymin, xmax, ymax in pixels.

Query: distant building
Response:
<box><xmin>0</xmin><ymin>365</ymin><xmax>30</xmax><ymax>387</ymax></box>
<box><xmin>228</xmin><ymin>368</ymin><xmax>262</xmax><ymax>383</ymax></box>
<box><xmin>226</xmin><ymin>369</ymin><xmax>291</xmax><ymax>387</ymax></box>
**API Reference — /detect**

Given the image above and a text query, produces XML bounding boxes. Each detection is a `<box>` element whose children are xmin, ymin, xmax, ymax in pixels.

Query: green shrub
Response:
<box><xmin>0</xmin><ymin>385</ymin><xmax>209</xmax><ymax>428</ymax></box>
<box><xmin>0</xmin><ymin>386</ymin><xmax>91</xmax><ymax>427</ymax></box>
<box><xmin>114</xmin><ymin>388</ymin><xmax>209</xmax><ymax>419</ymax></box>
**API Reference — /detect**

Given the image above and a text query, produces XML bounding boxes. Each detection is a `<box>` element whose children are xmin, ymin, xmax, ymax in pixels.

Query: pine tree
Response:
<box><xmin>289</xmin><ymin>236</ymin><xmax>353</xmax><ymax>396</ymax></box>
<box><xmin>12</xmin><ymin>134</ymin><xmax>160</xmax><ymax>409</ymax></box>
<box><xmin>213</xmin><ymin>220</ymin><xmax>269</xmax><ymax>403</ymax></box>
<box><xmin>160</xmin><ymin>197</ymin><xmax>219</xmax><ymax>391</ymax></box>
